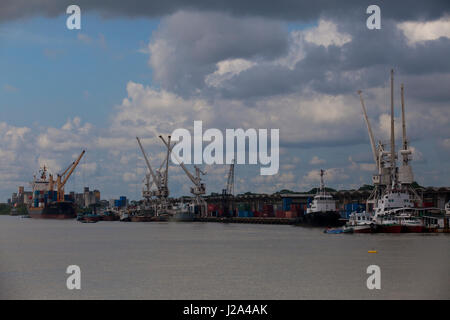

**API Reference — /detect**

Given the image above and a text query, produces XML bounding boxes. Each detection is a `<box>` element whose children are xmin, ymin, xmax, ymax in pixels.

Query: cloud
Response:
<box><xmin>3</xmin><ymin>84</ymin><xmax>18</xmax><ymax>92</ymax></box>
<box><xmin>304</xmin><ymin>168</ymin><xmax>349</xmax><ymax>184</ymax></box>
<box><xmin>148</xmin><ymin>11</ymin><xmax>288</xmax><ymax>95</ymax></box>
<box><xmin>1</xmin><ymin>0</ymin><xmax>448</xmax><ymax>23</ymax></box>
<box><xmin>205</xmin><ymin>58</ymin><xmax>256</xmax><ymax>88</ymax></box>
<box><xmin>37</xmin><ymin>117</ymin><xmax>92</xmax><ymax>152</ymax></box>
<box><xmin>309</xmin><ymin>156</ymin><xmax>326</xmax><ymax>165</ymax></box>
<box><xmin>398</xmin><ymin>16</ymin><xmax>450</xmax><ymax>45</ymax></box>
<box><xmin>304</xmin><ymin>20</ymin><xmax>351</xmax><ymax>47</ymax></box>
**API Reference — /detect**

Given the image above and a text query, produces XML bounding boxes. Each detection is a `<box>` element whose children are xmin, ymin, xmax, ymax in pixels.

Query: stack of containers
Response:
<box><xmin>262</xmin><ymin>204</ymin><xmax>274</xmax><ymax>217</ymax></box>
<box><xmin>275</xmin><ymin>210</ymin><xmax>285</xmax><ymax>218</ymax></box>
<box><xmin>282</xmin><ymin>198</ymin><xmax>292</xmax><ymax>211</ymax></box>
<box><xmin>120</xmin><ymin>196</ymin><xmax>127</xmax><ymax>207</ymax></box>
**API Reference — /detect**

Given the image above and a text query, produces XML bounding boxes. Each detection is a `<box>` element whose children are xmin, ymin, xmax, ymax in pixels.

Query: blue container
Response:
<box><xmin>114</xmin><ymin>200</ymin><xmax>120</xmax><ymax>207</ymax></box>
<box><xmin>238</xmin><ymin>210</ymin><xmax>249</xmax><ymax>217</ymax></box>
<box><xmin>282</xmin><ymin>198</ymin><xmax>292</xmax><ymax>211</ymax></box>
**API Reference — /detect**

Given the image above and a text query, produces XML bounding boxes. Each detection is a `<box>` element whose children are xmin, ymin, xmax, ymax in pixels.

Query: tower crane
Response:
<box><xmin>136</xmin><ymin>137</ymin><xmax>174</xmax><ymax>215</ymax></box>
<box><xmin>224</xmin><ymin>158</ymin><xmax>235</xmax><ymax>196</ymax></box>
<box><xmin>56</xmin><ymin>150</ymin><xmax>85</xmax><ymax>202</ymax></box>
<box><xmin>221</xmin><ymin>159</ymin><xmax>235</xmax><ymax>217</ymax></box>
<box><xmin>159</xmin><ymin>135</ymin><xmax>207</xmax><ymax>216</ymax></box>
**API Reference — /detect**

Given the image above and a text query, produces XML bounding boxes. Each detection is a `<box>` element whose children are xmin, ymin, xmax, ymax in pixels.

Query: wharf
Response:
<box><xmin>195</xmin><ymin>216</ymin><xmax>299</xmax><ymax>225</ymax></box>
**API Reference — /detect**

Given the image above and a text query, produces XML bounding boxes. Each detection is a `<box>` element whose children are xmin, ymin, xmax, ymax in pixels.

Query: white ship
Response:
<box><xmin>305</xmin><ymin>169</ymin><xmax>340</xmax><ymax>226</ymax></box>
<box><xmin>356</xmin><ymin>70</ymin><xmax>425</xmax><ymax>232</ymax></box>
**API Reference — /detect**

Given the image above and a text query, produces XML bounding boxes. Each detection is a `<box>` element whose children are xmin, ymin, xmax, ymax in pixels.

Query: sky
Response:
<box><xmin>1</xmin><ymin>0</ymin><xmax>450</xmax><ymax>201</ymax></box>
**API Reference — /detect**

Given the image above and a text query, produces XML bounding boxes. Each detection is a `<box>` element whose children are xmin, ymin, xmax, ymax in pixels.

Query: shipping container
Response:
<box><xmin>282</xmin><ymin>198</ymin><xmax>292</xmax><ymax>211</ymax></box>
<box><xmin>275</xmin><ymin>210</ymin><xmax>285</xmax><ymax>218</ymax></box>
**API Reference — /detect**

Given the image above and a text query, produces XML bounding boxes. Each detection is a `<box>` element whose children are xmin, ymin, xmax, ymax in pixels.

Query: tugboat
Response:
<box><xmin>305</xmin><ymin>169</ymin><xmax>341</xmax><ymax>227</ymax></box>
<box><xmin>346</xmin><ymin>211</ymin><xmax>374</xmax><ymax>233</ymax></box>
<box><xmin>100</xmin><ymin>210</ymin><xmax>119</xmax><ymax>221</ymax></box>
<box><xmin>77</xmin><ymin>212</ymin><xmax>100</xmax><ymax>223</ymax></box>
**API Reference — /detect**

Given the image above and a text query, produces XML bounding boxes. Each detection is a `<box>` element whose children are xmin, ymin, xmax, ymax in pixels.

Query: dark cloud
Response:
<box><xmin>180</xmin><ymin>16</ymin><xmax>450</xmax><ymax>100</ymax></box>
<box><xmin>149</xmin><ymin>11</ymin><xmax>288</xmax><ymax>95</ymax></box>
<box><xmin>1</xmin><ymin>0</ymin><xmax>449</xmax><ymax>23</ymax></box>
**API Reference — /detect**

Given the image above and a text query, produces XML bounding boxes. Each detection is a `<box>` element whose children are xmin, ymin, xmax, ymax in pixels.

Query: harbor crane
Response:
<box><xmin>358</xmin><ymin>69</ymin><xmax>421</xmax><ymax>209</ymax></box>
<box><xmin>221</xmin><ymin>159</ymin><xmax>235</xmax><ymax>217</ymax></box>
<box><xmin>159</xmin><ymin>135</ymin><xmax>207</xmax><ymax>216</ymax></box>
<box><xmin>56</xmin><ymin>150</ymin><xmax>85</xmax><ymax>202</ymax></box>
<box><xmin>136</xmin><ymin>137</ymin><xmax>172</xmax><ymax>213</ymax></box>
<box><xmin>223</xmin><ymin>158</ymin><xmax>235</xmax><ymax>196</ymax></box>
<box><xmin>141</xmin><ymin>139</ymin><xmax>175</xmax><ymax>202</ymax></box>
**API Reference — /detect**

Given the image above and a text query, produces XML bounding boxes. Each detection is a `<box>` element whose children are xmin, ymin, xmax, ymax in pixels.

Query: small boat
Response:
<box><xmin>346</xmin><ymin>211</ymin><xmax>374</xmax><ymax>233</ymax></box>
<box><xmin>77</xmin><ymin>213</ymin><xmax>101</xmax><ymax>223</ymax></box>
<box><xmin>324</xmin><ymin>227</ymin><xmax>353</xmax><ymax>234</ymax></box>
<box><xmin>100</xmin><ymin>210</ymin><xmax>119</xmax><ymax>221</ymax></box>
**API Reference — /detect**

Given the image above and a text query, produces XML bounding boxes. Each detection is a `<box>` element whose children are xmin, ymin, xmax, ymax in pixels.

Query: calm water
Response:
<box><xmin>0</xmin><ymin>215</ymin><xmax>448</xmax><ymax>299</ymax></box>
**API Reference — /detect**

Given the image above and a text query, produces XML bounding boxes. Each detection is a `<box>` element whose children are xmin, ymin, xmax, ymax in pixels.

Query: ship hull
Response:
<box><xmin>169</xmin><ymin>212</ymin><xmax>195</xmax><ymax>222</ymax></box>
<box><xmin>130</xmin><ymin>215</ymin><xmax>152</xmax><ymax>222</ymax></box>
<box><xmin>303</xmin><ymin>211</ymin><xmax>342</xmax><ymax>227</ymax></box>
<box><xmin>352</xmin><ymin>225</ymin><xmax>373</xmax><ymax>233</ymax></box>
<box><xmin>29</xmin><ymin>201</ymin><xmax>76</xmax><ymax>219</ymax></box>
<box><xmin>401</xmin><ymin>225</ymin><xmax>424</xmax><ymax>233</ymax></box>
<box><xmin>101</xmin><ymin>215</ymin><xmax>119</xmax><ymax>221</ymax></box>
<box><xmin>376</xmin><ymin>224</ymin><xmax>402</xmax><ymax>233</ymax></box>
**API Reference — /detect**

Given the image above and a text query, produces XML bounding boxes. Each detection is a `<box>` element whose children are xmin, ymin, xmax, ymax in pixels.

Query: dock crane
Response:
<box><xmin>223</xmin><ymin>158</ymin><xmax>235</xmax><ymax>196</ymax></box>
<box><xmin>136</xmin><ymin>136</ymin><xmax>171</xmax><ymax>203</ymax></box>
<box><xmin>56</xmin><ymin>150</ymin><xmax>85</xmax><ymax>202</ymax></box>
<box><xmin>221</xmin><ymin>158</ymin><xmax>235</xmax><ymax>217</ymax></box>
<box><xmin>137</xmin><ymin>136</ymin><xmax>177</xmax><ymax>213</ymax></box>
<box><xmin>358</xmin><ymin>69</ymin><xmax>421</xmax><ymax>209</ymax></box>
<box><xmin>358</xmin><ymin>90</ymin><xmax>391</xmax><ymax>211</ymax></box>
<box><xmin>159</xmin><ymin>135</ymin><xmax>207</xmax><ymax>216</ymax></box>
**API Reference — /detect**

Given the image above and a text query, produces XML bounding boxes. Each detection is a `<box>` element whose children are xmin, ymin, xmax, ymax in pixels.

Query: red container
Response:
<box><xmin>285</xmin><ymin>211</ymin><xmax>297</xmax><ymax>218</ymax></box>
<box><xmin>276</xmin><ymin>210</ymin><xmax>285</xmax><ymax>218</ymax></box>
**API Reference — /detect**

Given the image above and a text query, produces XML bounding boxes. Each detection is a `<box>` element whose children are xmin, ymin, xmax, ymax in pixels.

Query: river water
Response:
<box><xmin>0</xmin><ymin>215</ymin><xmax>448</xmax><ymax>299</ymax></box>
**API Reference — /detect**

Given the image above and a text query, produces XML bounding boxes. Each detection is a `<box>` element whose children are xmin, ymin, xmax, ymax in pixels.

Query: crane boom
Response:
<box><xmin>159</xmin><ymin>135</ymin><xmax>199</xmax><ymax>186</ymax></box>
<box><xmin>61</xmin><ymin>150</ymin><xmax>85</xmax><ymax>187</ymax></box>
<box><xmin>226</xmin><ymin>159</ymin><xmax>235</xmax><ymax>195</ymax></box>
<box><xmin>136</xmin><ymin>137</ymin><xmax>160</xmax><ymax>189</ymax></box>
<box><xmin>358</xmin><ymin>90</ymin><xmax>378</xmax><ymax>168</ymax></box>
<box><xmin>57</xmin><ymin>150</ymin><xmax>85</xmax><ymax>202</ymax></box>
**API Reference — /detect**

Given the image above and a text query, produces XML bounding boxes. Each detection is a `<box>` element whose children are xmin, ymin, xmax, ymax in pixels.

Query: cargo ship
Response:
<box><xmin>28</xmin><ymin>151</ymin><xmax>85</xmax><ymax>219</ymax></box>
<box><xmin>168</xmin><ymin>203</ymin><xmax>195</xmax><ymax>222</ymax></box>
<box><xmin>304</xmin><ymin>169</ymin><xmax>341</xmax><ymax>226</ymax></box>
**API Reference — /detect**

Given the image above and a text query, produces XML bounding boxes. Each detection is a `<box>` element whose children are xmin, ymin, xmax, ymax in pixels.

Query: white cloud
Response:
<box><xmin>205</xmin><ymin>58</ymin><xmax>256</xmax><ymax>88</ymax></box>
<box><xmin>398</xmin><ymin>16</ymin><xmax>450</xmax><ymax>45</ymax></box>
<box><xmin>304</xmin><ymin>19</ymin><xmax>352</xmax><ymax>47</ymax></box>
<box><xmin>309</xmin><ymin>156</ymin><xmax>326</xmax><ymax>165</ymax></box>
<box><xmin>37</xmin><ymin>117</ymin><xmax>92</xmax><ymax>152</ymax></box>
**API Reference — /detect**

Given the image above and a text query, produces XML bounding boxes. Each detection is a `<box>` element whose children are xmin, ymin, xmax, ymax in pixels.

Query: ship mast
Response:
<box><xmin>319</xmin><ymin>169</ymin><xmax>325</xmax><ymax>195</ymax></box>
<box><xmin>390</xmin><ymin>69</ymin><xmax>397</xmax><ymax>189</ymax></box>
